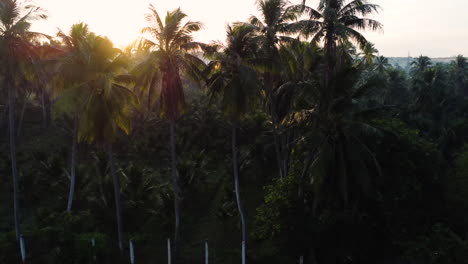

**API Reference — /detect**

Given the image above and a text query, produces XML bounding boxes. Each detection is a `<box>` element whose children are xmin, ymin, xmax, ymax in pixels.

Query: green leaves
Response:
<box><xmin>205</xmin><ymin>24</ymin><xmax>260</xmax><ymax>122</ymax></box>
<box><xmin>136</xmin><ymin>7</ymin><xmax>206</xmax><ymax>121</ymax></box>
<box><xmin>54</xmin><ymin>24</ymin><xmax>139</xmax><ymax>144</ymax></box>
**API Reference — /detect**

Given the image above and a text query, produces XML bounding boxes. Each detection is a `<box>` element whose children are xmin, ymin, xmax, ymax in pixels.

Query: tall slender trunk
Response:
<box><xmin>282</xmin><ymin>131</ymin><xmax>291</xmax><ymax>178</ymax></box>
<box><xmin>232</xmin><ymin>125</ymin><xmax>247</xmax><ymax>245</ymax></box>
<box><xmin>8</xmin><ymin>82</ymin><xmax>20</xmax><ymax>240</ymax></box>
<box><xmin>266</xmin><ymin>70</ymin><xmax>285</xmax><ymax>179</ymax></box>
<box><xmin>16</xmin><ymin>92</ymin><xmax>30</xmax><ymax>139</ymax></box>
<box><xmin>66</xmin><ymin>117</ymin><xmax>79</xmax><ymax>212</ymax></box>
<box><xmin>170</xmin><ymin>120</ymin><xmax>181</xmax><ymax>263</ymax></box>
<box><xmin>272</xmin><ymin>124</ymin><xmax>284</xmax><ymax>179</ymax></box>
<box><xmin>1</xmin><ymin>104</ymin><xmax>8</xmax><ymax>131</ymax></box>
<box><xmin>148</xmin><ymin>76</ymin><xmax>157</xmax><ymax>113</ymax></box>
<box><xmin>41</xmin><ymin>88</ymin><xmax>47</xmax><ymax>128</ymax></box>
<box><xmin>324</xmin><ymin>29</ymin><xmax>337</xmax><ymax>107</ymax></box>
<box><xmin>108</xmin><ymin>144</ymin><xmax>124</xmax><ymax>252</ymax></box>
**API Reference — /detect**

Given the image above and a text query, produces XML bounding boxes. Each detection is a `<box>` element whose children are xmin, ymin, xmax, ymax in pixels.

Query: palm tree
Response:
<box><xmin>302</xmin><ymin>65</ymin><xmax>383</xmax><ymax>211</ymax></box>
<box><xmin>450</xmin><ymin>55</ymin><xmax>467</xmax><ymax>96</ymax></box>
<box><xmin>374</xmin><ymin>55</ymin><xmax>390</xmax><ymax>74</ymax></box>
<box><xmin>0</xmin><ymin>0</ymin><xmax>47</xmax><ymax>241</ymax></box>
<box><xmin>246</xmin><ymin>0</ymin><xmax>312</xmax><ymax>179</ymax></box>
<box><xmin>126</xmin><ymin>39</ymin><xmax>157</xmax><ymax>117</ymax></box>
<box><xmin>360</xmin><ymin>42</ymin><xmax>378</xmax><ymax>65</ymax></box>
<box><xmin>137</xmin><ymin>6</ymin><xmax>206</xmax><ymax>261</ymax></box>
<box><xmin>303</xmin><ymin>0</ymin><xmax>382</xmax><ymax>85</ymax></box>
<box><xmin>410</xmin><ymin>55</ymin><xmax>432</xmax><ymax>77</ymax></box>
<box><xmin>206</xmin><ymin>24</ymin><xmax>259</xmax><ymax>258</ymax></box>
<box><xmin>25</xmin><ymin>40</ymin><xmax>64</xmax><ymax>131</ymax></box>
<box><xmin>55</xmin><ymin>29</ymin><xmax>138</xmax><ymax>252</ymax></box>
<box><xmin>384</xmin><ymin>68</ymin><xmax>409</xmax><ymax>105</ymax></box>
<box><xmin>54</xmin><ymin>23</ymin><xmax>91</xmax><ymax>213</ymax></box>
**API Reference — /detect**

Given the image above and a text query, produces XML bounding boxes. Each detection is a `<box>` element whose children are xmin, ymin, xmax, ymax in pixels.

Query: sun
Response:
<box><xmin>31</xmin><ymin>0</ymin><xmax>152</xmax><ymax>48</ymax></box>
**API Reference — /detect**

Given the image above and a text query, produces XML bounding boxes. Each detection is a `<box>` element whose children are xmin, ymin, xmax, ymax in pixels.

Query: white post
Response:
<box><xmin>129</xmin><ymin>239</ymin><xmax>135</xmax><ymax>264</ymax></box>
<box><xmin>300</xmin><ymin>255</ymin><xmax>304</xmax><ymax>264</ymax></box>
<box><xmin>242</xmin><ymin>241</ymin><xmax>246</xmax><ymax>264</ymax></box>
<box><xmin>205</xmin><ymin>240</ymin><xmax>209</xmax><ymax>264</ymax></box>
<box><xmin>20</xmin><ymin>234</ymin><xmax>26</xmax><ymax>263</ymax></box>
<box><xmin>91</xmin><ymin>238</ymin><xmax>96</xmax><ymax>247</ymax></box>
<box><xmin>167</xmin><ymin>238</ymin><xmax>171</xmax><ymax>264</ymax></box>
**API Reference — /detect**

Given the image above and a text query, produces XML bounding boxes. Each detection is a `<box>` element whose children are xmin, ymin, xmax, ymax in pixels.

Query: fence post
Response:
<box><xmin>90</xmin><ymin>238</ymin><xmax>96</xmax><ymax>262</ymax></box>
<box><xmin>205</xmin><ymin>240</ymin><xmax>209</xmax><ymax>264</ymax></box>
<box><xmin>300</xmin><ymin>255</ymin><xmax>304</xmax><ymax>264</ymax></box>
<box><xmin>20</xmin><ymin>234</ymin><xmax>26</xmax><ymax>263</ymax></box>
<box><xmin>129</xmin><ymin>239</ymin><xmax>135</xmax><ymax>264</ymax></box>
<box><xmin>242</xmin><ymin>241</ymin><xmax>245</xmax><ymax>264</ymax></box>
<box><xmin>167</xmin><ymin>238</ymin><xmax>171</xmax><ymax>264</ymax></box>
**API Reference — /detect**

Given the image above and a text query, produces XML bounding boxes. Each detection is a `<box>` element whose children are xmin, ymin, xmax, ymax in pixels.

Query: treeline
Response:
<box><xmin>0</xmin><ymin>0</ymin><xmax>468</xmax><ymax>263</ymax></box>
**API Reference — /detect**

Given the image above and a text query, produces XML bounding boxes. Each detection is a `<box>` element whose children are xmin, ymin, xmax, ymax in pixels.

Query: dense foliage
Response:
<box><xmin>0</xmin><ymin>0</ymin><xmax>467</xmax><ymax>263</ymax></box>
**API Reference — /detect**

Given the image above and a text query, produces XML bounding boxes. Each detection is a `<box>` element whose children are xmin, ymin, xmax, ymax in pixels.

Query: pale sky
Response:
<box><xmin>31</xmin><ymin>0</ymin><xmax>468</xmax><ymax>57</ymax></box>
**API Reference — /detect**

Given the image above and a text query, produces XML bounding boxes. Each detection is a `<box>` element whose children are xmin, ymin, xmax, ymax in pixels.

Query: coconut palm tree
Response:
<box><xmin>359</xmin><ymin>42</ymin><xmax>378</xmax><ymax>65</ymax></box>
<box><xmin>136</xmin><ymin>6</ymin><xmax>206</xmax><ymax>261</ymax></box>
<box><xmin>410</xmin><ymin>55</ymin><xmax>432</xmax><ymax>77</ymax></box>
<box><xmin>450</xmin><ymin>55</ymin><xmax>467</xmax><ymax>96</ymax></box>
<box><xmin>54</xmin><ymin>23</ymin><xmax>92</xmax><ymax>213</ymax></box>
<box><xmin>303</xmin><ymin>0</ymin><xmax>382</xmax><ymax>85</ymax></box>
<box><xmin>301</xmin><ymin>64</ymin><xmax>384</xmax><ymax>212</ymax></box>
<box><xmin>374</xmin><ymin>55</ymin><xmax>390</xmax><ymax>74</ymax></box>
<box><xmin>246</xmin><ymin>0</ymin><xmax>313</xmax><ymax>179</ymax></box>
<box><xmin>0</xmin><ymin>0</ymin><xmax>47</xmax><ymax>241</ymax></box>
<box><xmin>272</xmin><ymin>40</ymin><xmax>323</xmax><ymax>179</ymax></box>
<box><xmin>206</xmin><ymin>24</ymin><xmax>259</xmax><ymax>258</ymax></box>
<box><xmin>25</xmin><ymin>40</ymin><xmax>64</xmax><ymax>132</ymax></box>
<box><xmin>54</xmin><ymin>30</ymin><xmax>138</xmax><ymax>252</ymax></box>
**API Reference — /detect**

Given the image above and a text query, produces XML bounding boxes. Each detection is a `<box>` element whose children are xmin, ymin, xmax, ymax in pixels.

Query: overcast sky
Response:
<box><xmin>31</xmin><ymin>0</ymin><xmax>468</xmax><ymax>57</ymax></box>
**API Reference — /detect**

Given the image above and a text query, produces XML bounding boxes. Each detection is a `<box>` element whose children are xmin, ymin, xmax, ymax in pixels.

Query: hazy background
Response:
<box><xmin>31</xmin><ymin>0</ymin><xmax>468</xmax><ymax>57</ymax></box>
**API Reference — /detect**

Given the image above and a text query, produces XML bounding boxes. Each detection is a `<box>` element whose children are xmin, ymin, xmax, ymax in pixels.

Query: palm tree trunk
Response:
<box><xmin>66</xmin><ymin>117</ymin><xmax>79</xmax><ymax>212</ymax></box>
<box><xmin>41</xmin><ymin>88</ymin><xmax>47</xmax><ymax>128</ymax></box>
<box><xmin>272</xmin><ymin>125</ymin><xmax>284</xmax><ymax>179</ymax></box>
<box><xmin>45</xmin><ymin>89</ymin><xmax>52</xmax><ymax>127</ymax></box>
<box><xmin>170</xmin><ymin>120</ymin><xmax>181</xmax><ymax>263</ymax></box>
<box><xmin>148</xmin><ymin>75</ymin><xmax>157</xmax><ymax>113</ymax></box>
<box><xmin>232</xmin><ymin>124</ymin><xmax>247</xmax><ymax>246</ymax></box>
<box><xmin>108</xmin><ymin>144</ymin><xmax>124</xmax><ymax>252</ymax></box>
<box><xmin>1</xmin><ymin>104</ymin><xmax>8</xmax><ymax>131</ymax></box>
<box><xmin>16</xmin><ymin>92</ymin><xmax>30</xmax><ymax>139</ymax></box>
<box><xmin>8</xmin><ymin>82</ymin><xmax>20</xmax><ymax>240</ymax></box>
<box><xmin>324</xmin><ymin>29</ymin><xmax>337</xmax><ymax>98</ymax></box>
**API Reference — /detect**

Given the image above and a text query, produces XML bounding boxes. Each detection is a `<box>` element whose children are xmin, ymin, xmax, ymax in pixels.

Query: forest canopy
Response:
<box><xmin>0</xmin><ymin>0</ymin><xmax>467</xmax><ymax>263</ymax></box>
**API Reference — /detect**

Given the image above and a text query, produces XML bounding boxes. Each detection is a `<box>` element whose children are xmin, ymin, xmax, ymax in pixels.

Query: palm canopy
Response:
<box><xmin>56</xmin><ymin>22</ymin><xmax>90</xmax><ymax>50</ymax></box>
<box><xmin>450</xmin><ymin>55</ymin><xmax>468</xmax><ymax>96</ymax></box>
<box><xmin>271</xmin><ymin>41</ymin><xmax>323</xmax><ymax>124</ymax></box>
<box><xmin>0</xmin><ymin>0</ymin><xmax>47</xmax><ymax>39</ymax></box>
<box><xmin>360</xmin><ymin>42</ymin><xmax>378</xmax><ymax>65</ymax></box>
<box><xmin>206</xmin><ymin>24</ymin><xmax>260</xmax><ymax>121</ymax></box>
<box><xmin>303</xmin><ymin>0</ymin><xmax>382</xmax><ymax>57</ymax></box>
<box><xmin>54</xmin><ymin>24</ymin><xmax>138</xmax><ymax>144</ymax></box>
<box><xmin>279</xmin><ymin>40</ymin><xmax>322</xmax><ymax>83</ymax></box>
<box><xmin>0</xmin><ymin>0</ymin><xmax>48</xmax><ymax>83</ymax></box>
<box><xmin>249</xmin><ymin>0</ymin><xmax>308</xmax><ymax>38</ymax></box>
<box><xmin>300</xmin><ymin>65</ymin><xmax>384</xmax><ymax>210</ymax></box>
<box><xmin>410</xmin><ymin>55</ymin><xmax>432</xmax><ymax>76</ymax></box>
<box><xmin>246</xmin><ymin>0</ymin><xmax>313</xmax><ymax>66</ymax></box>
<box><xmin>374</xmin><ymin>55</ymin><xmax>390</xmax><ymax>74</ymax></box>
<box><xmin>452</xmin><ymin>55</ymin><xmax>467</xmax><ymax>71</ymax></box>
<box><xmin>244</xmin><ymin>0</ymin><xmax>317</xmax><ymax>121</ymax></box>
<box><xmin>135</xmin><ymin>6</ymin><xmax>207</xmax><ymax>121</ymax></box>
